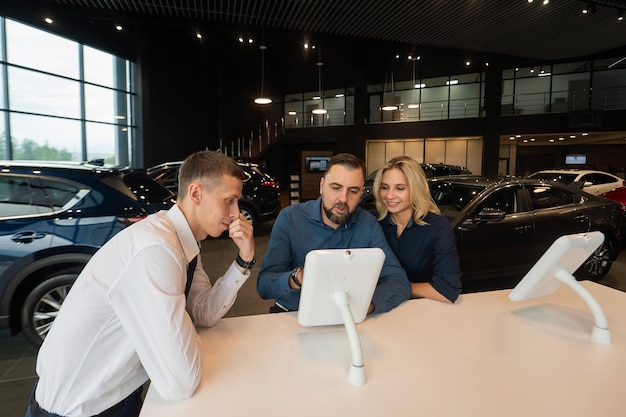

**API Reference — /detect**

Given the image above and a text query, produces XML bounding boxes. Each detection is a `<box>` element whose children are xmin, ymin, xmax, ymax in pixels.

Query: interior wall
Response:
<box><xmin>365</xmin><ymin>138</ymin><xmax>483</xmax><ymax>176</ymax></box>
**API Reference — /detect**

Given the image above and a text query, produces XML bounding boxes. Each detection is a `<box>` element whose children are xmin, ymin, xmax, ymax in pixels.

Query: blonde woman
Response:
<box><xmin>374</xmin><ymin>156</ymin><xmax>462</xmax><ymax>302</ymax></box>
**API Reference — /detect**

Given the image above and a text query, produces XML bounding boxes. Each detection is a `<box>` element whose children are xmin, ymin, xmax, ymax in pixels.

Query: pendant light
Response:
<box><xmin>254</xmin><ymin>41</ymin><xmax>272</xmax><ymax>105</ymax></box>
<box><xmin>312</xmin><ymin>47</ymin><xmax>327</xmax><ymax>115</ymax></box>
<box><xmin>407</xmin><ymin>54</ymin><xmax>420</xmax><ymax>109</ymax></box>
<box><xmin>382</xmin><ymin>66</ymin><xmax>398</xmax><ymax>111</ymax></box>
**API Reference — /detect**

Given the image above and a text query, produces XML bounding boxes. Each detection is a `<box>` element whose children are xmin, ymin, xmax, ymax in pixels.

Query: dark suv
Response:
<box><xmin>147</xmin><ymin>160</ymin><xmax>281</xmax><ymax>229</ymax></box>
<box><xmin>0</xmin><ymin>161</ymin><xmax>175</xmax><ymax>347</ymax></box>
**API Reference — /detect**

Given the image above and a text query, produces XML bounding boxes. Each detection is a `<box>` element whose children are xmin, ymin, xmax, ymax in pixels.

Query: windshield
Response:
<box><xmin>527</xmin><ymin>172</ymin><xmax>578</xmax><ymax>184</ymax></box>
<box><xmin>429</xmin><ymin>181</ymin><xmax>485</xmax><ymax>212</ymax></box>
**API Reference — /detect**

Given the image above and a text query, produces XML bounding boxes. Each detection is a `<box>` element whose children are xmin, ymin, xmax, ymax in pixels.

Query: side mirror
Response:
<box><xmin>477</xmin><ymin>207</ymin><xmax>506</xmax><ymax>223</ymax></box>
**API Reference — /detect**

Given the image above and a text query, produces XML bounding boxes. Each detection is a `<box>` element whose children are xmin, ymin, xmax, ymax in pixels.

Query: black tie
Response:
<box><xmin>185</xmin><ymin>256</ymin><xmax>198</xmax><ymax>298</ymax></box>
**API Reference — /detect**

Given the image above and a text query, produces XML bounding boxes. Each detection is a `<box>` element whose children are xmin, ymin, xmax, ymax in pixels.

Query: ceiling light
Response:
<box><xmin>303</xmin><ymin>43</ymin><xmax>309</xmax><ymax>49</ymax></box>
<box><xmin>254</xmin><ymin>44</ymin><xmax>272</xmax><ymax>105</ymax></box>
<box><xmin>415</xmin><ymin>83</ymin><xmax>426</xmax><ymax>88</ymax></box>
<box><xmin>288</xmin><ymin>111</ymin><xmax>297</xmax><ymax>116</ymax></box>
<box><xmin>465</xmin><ymin>60</ymin><xmax>471</xmax><ymax>66</ymax></box>
<box><xmin>542</xmin><ymin>0</ymin><xmax>549</xmax><ymax>5</ymax></box>
<box><xmin>312</xmin><ymin>51</ymin><xmax>326</xmax><ymax>115</ymax></box>
<box><xmin>115</xmin><ymin>25</ymin><xmax>123</xmax><ymax>31</ymax></box>
<box><xmin>618</xmin><ymin>9</ymin><xmax>624</xmax><ymax>20</ymax></box>
<box><xmin>196</xmin><ymin>33</ymin><xmax>202</xmax><ymax>39</ymax></box>
<box><xmin>528</xmin><ymin>0</ymin><xmax>534</xmax><ymax>3</ymax></box>
<box><xmin>238</xmin><ymin>37</ymin><xmax>244</xmax><ymax>43</ymax></box>
<box><xmin>446</xmin><ymin>79</ymin><xmax>459</xmax><ymax>85</ymax></box>
<box><xmin>44</xmin><ymin>17</ymin><xmax>53</xmax><ymax>24</ymax></box>
<box><xmin>530</xmin><ymin>67</ymin><xmax>535</xmax><ymax>73</ymax></box>
<box><xmin>407</xmin><ymin>53</ymin><xmax>419</xmax><ymax>110</ymax></box>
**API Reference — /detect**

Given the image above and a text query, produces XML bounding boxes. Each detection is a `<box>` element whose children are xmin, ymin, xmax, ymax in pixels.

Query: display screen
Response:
<box><xmin>305</xmin><ymin>156</ymin><xmax>331</xmax><ymax>173</ymax></box>
<box><xmin>565</xmin><ymin>154</ymin><xmax>586</xmax><ymax>165</ymax></box>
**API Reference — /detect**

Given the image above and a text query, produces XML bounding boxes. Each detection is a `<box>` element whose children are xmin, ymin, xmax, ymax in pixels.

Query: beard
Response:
<box><xmin>322</xmin><ymin>201</ymin><xmax>351</xmax><ymax>225</ymax></box>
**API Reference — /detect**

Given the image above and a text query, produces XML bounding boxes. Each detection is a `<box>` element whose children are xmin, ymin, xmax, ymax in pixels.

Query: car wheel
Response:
<box><xmin>20</xmin><ymin>272</ymin><xmax>77</xmax><ymax>347</ymax></box>
<box><xmin>577</xmin><ymin>236</ymin><xmax>614</xmax><ymax>281</ymax></box>
<box><xmin>239</xmin><ymin>205</ymin><xmax>258</xmax><ymax>229</ymax></box>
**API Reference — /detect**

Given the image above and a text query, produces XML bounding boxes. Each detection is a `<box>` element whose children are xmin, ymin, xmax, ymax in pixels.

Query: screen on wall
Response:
<box><xmin>305</xmin><ymin>156</ymin><xmax>331</xmax><ymax>172</ymax></box>
<box><xmin>565</xmin><ymin>154</ymin><xmax>586</xmax><ymax>165</ymax></box>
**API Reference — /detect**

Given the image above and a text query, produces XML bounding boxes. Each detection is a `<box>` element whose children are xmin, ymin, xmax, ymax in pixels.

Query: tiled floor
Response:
<box><xmin>2</xmin><ymin>212</ymin><xmax>626</xmax><ymax>417</ymax></box>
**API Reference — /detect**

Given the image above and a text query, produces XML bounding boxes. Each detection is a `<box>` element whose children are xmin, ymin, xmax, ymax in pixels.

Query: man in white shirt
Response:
<box><xmin>25</xmin><ymin>150</ymin><xmax>257</xmax><ymax>417</ymax></box>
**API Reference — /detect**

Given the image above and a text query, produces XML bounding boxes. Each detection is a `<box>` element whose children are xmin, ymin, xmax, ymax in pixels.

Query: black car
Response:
<box><xmin>0</xmin><ymin>161</ymin><xmax>175</xmax><ymax>347</ymax></box>
<box><xmin>360</xmin><ymin>163</ymin><xmax>472</xmax><ymax>211</ymax></box>
<box><xmin>147</xmin><ymin>160</ymin><xmax>281</xmax><ymax>229</ymax></box>
<box><xmin>428</xmin><ymin>176</ymin><xmax>623</xmax><ymax>291</ymax></box>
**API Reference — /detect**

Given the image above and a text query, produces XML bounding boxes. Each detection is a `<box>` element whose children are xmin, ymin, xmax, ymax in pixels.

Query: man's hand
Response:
<box><xmin>228</xmin><ymin>214</ymin><xmax>255</xmax><ymax>265</ymax></box>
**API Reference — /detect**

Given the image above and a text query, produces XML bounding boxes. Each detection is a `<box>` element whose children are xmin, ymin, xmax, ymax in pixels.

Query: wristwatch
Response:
<box><xmin>290</xmin><ymin>267</ymin><xmax>303</xmax><ymax>288</ymax></box>
<box><xmin>235</xmin><ymin>254</ymin><xmax>256</xmax><ymax>270</ymax></box>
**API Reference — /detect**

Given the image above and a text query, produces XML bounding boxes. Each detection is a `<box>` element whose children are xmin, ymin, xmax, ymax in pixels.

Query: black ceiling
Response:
<box><xmin>40</xmin><ymin>0</ymin><xmax>626</xmax><ymax>61</ymax></box>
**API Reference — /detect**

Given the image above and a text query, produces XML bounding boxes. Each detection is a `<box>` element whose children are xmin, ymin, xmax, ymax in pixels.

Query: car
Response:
<box><xmin>146</xmin><ymin>159</ymin><xmax>281</xmax><ymax>229</ymax></box>
<box><xmin>360</xmin><ymin>163</ymin><xmax>472</xmax><ymax>211</ymax></box>
<box><xmin>527</xmin><ymin>169</ymin><xmax>626</xmax><ymax>196</ymax></box>
<box><xmin>427</xmin><ymin>176</ymin><xmax>623</xmax><ymax>292</ymax></box>
<box><xmin>0</xmin><ymin>160</ymin><xmax>176</xmax><ymax>347</ymax></box>
<box><xmin>601</xmin><ymin>186</ymin><xmax>626</xmax><ymax>206</ymax></box>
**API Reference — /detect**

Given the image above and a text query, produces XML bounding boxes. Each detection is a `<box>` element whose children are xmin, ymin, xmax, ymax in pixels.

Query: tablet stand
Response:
<box><xmin>554</xmin><ymin>268</ymin><xmax>611</xmax><ymax>344</ymax></box>
<box><xmin>333</xmin><ymin>291</ymin><xmax>366</xmax><ymax>386</ymax></box>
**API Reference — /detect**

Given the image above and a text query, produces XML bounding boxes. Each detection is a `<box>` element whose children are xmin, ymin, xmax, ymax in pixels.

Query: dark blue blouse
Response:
<box><xmin>380</xmin><ymin>212</ymin><xmax>462</xmax><ymax>302</ymax></box>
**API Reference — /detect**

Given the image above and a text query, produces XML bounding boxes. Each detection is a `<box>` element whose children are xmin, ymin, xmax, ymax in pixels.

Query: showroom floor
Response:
<box><xmin>2</xmin><ymin>215</ymin><xmax>626</xmax><ymax>417</ymax></box>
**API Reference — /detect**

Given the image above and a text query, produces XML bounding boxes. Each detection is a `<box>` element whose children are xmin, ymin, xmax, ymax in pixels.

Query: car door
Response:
<box><xmin>527</xmin><ymin>184</ymin><xmax>591</xmax><ymax>253</ymax></box>
<box><xmin>0</xmin><ymin>175</ymin><xmax>57</xmax><ymax>278</ymax></box>
<box><xmin>454</xmin><ymin>185</ymin><xmax>534</xmax><ymax>282</ymax></box>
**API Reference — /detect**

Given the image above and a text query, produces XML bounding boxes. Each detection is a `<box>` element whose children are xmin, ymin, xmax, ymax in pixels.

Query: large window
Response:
<box><xmin>502</xmin><ymin>58</ymin><xmax>626</xmax><ymax>115</ymax></box>
<box><xmin>367</xmin><ymin>72</ymin><xmax>484</xmax><ymax>123</ymax></box>
<box><xmin>284</xmin><ymin>88</ymin><xmax>354</xmax><ymax>128</ymax></box>
<box><xmin>0</xmin><ymin>17</ymin><xmax>136</xmax><ymax>165</ymax></box>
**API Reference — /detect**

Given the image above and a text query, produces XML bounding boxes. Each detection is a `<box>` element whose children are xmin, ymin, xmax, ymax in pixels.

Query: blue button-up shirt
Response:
<box><xmin>257</xmin><ymin>197</ymin><xmax>411</xmax><ymax>313</ymax></box>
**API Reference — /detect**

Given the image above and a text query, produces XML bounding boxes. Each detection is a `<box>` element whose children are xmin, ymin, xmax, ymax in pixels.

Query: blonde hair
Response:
<box><xmin>373</xmin><ymin>156</ymin><xmax>440</xmax><ymax>225</ymax></box>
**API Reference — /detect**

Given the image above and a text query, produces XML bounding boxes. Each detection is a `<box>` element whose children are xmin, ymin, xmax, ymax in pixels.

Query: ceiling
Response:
<box><xmin>40</xmin><ymin>0</ymin><xmax>626</xmax><ymax>61</ymax></box>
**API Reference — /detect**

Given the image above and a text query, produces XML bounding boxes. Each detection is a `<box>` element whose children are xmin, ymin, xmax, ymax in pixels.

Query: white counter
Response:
<box><xmin>140</xmin><ymin>281</ymin><xmax>626</xmax><ymax>417</ymax></box>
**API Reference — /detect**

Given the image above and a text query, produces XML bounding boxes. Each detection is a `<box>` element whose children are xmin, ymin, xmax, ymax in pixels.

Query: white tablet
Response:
<box><xmin>509</xmin><ymin>231</ymin><xmax>604</xmax><ymax>301</ymax></box>
<box><xmin>297</xmin><ymin>248</ymin><xmax>385</xmax><ymax>327</ymax></box>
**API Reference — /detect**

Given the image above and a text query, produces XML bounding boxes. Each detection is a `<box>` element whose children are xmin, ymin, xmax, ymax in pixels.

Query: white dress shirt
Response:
<box><xmin>35</xmin><ymin>205</ymin><xmax>249</xmax><ymax>417</ymax></box>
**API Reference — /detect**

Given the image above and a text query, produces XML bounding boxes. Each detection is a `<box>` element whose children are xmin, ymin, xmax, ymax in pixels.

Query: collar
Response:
<box><xmin>384</xmin><ymin>212</ymin><xmax>416</xmax><ymax>229</ymax></box>
<box><xmin>167</xmin><ymin>204</ymin><xmax>200</xmax><ymax>263</ymax></box>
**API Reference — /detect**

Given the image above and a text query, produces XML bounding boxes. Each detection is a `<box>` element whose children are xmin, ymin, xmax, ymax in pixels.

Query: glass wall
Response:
<box><xmin>366</xmin><ymin>72</ymin><xmax>484</xmax><ymax>124</ymax></box>
<box><xmin>0</xmin><ymin>17</ymin><xmax>136</xmax><ymax>165</ymax></box>
<box><xmin>592</xmin><ymin>57</ymin><xmax>626</xmax><ymax>111</ymax></box>
<box><xmin>502</xmin><ymin>57</ymin><xmax>626</xmax><ymax>115</ymax></box>
<box><xmin>284</xmin><ymin>88</ymin><xmax>354</xmax><ymax>128</ymax></box>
